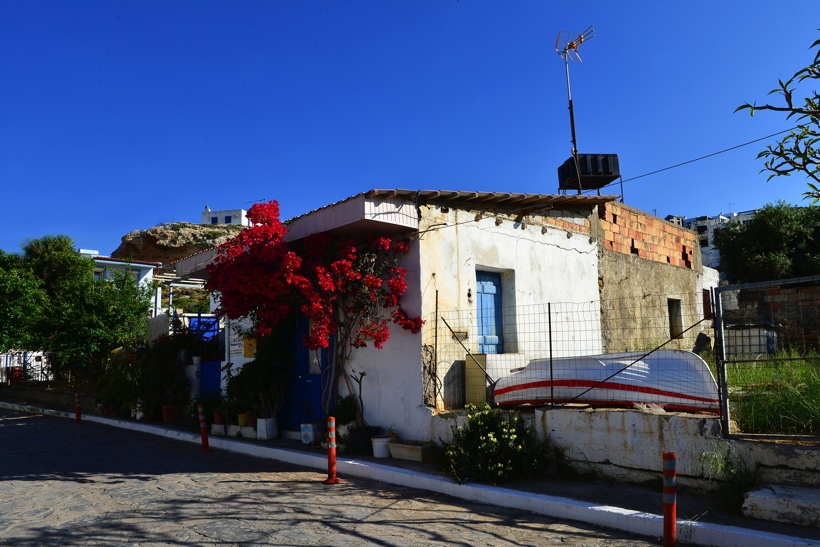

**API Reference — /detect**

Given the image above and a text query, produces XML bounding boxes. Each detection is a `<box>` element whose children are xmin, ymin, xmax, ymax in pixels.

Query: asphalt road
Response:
<box><xmin>0</xmin><ymin>407</ymin><xmax>662</xmax><ymax>546</ymax></box>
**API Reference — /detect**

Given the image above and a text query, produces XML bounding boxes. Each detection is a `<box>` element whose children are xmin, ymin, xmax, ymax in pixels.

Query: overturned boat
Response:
<box><xmin>493</xmin><ymin>349</ymin><xmax>719</xmax><ymax>414</ymax></box>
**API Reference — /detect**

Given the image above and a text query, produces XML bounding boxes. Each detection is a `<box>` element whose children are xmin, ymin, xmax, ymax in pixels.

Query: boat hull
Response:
<box><xmin>493</xmin><ymin>349</ymin><xmax>719</xmax><ymax>414</ymax></box>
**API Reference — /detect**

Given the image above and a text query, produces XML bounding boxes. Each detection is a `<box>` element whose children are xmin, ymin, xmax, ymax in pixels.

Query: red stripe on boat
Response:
<box><xmin>494</xmin><ymin>379</ymin><xmax>718</xmax><ymax>404</ymax></box>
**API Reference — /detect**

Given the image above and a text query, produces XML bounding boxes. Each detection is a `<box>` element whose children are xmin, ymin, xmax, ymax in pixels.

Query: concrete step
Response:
<box><xmin>743</xmin><ymin>484</ymin><xmax>820</xmax><ymax>527</ymax></box>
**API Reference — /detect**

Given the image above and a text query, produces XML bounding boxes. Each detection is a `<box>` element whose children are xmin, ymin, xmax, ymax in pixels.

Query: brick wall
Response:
<box><xmin>598</xmin><ymin>202</ymin><xmax>697</xmax><ymax>269</ymax></box>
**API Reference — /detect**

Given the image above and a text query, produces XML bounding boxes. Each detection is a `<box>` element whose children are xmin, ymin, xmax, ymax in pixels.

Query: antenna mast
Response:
<box><xmin>555</xmin><ymin>25</ymin><xmax>594</xmax><ymax>194</ymax></box>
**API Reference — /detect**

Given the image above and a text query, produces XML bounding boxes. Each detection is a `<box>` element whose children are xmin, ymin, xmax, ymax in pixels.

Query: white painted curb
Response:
<box><xmin>2</xmin><ymin>401</ymin><xmax>818</xmax><ymax>547</ymax></box>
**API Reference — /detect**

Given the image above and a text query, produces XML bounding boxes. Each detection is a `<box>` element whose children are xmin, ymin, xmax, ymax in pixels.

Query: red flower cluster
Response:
<box><xmin>207</xmin><ymin>200</ymin><xmax>424</xmax><ymax>352</ymax></box>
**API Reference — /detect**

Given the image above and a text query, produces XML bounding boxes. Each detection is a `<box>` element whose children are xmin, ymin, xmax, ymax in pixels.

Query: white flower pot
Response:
<box><xmin>372</xmin><ymin>436</ymin><xmax>392</xmax><ymax>458</ymax></box>
<box><xmin>257</xmin><ymin>417</ymin><xmax>279</xmax><ymax>440</ymax></box>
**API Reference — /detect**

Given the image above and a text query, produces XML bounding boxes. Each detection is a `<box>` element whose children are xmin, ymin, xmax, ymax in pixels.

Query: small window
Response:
<box><xmin>211</xmin><ymin>217</ymin><xmax>218</xmax><ymax>224</ymax></box>
<box><xmin>225</xmin><ymin>216</ymin><xmax>231</xmax><ymax>223</ymax></box>
<box><xmin>702</xmin><ymin>290</ymin><xmax>713</xmax><ymax>320</ymax></box>
<box><xmin>699</xmin><ymin>237</ymin><xmax>709</xmax><ymax>247</ymax></box>
<box><xmin>668</xmin><ymin>298</ymin><xmax>683</xmax><ymax>339</ymax></box>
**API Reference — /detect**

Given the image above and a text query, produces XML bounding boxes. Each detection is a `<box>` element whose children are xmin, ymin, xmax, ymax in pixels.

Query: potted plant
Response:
<box><xmin>346</xmin><ymin>371</ymin><xmax>381</xmax><ymax>455</ymax></box>
<box><xmin>225</xmin><ymin>352</ymin><xmax>291</xmax><ymax>440</ymax></box>
<box><xmin>372</xmin><ymin>424</ymin><xmax>397</xmax><ymax>458</ymax></box>
<box><xmin>328</xmin><ymin>395</ymin><xmax>358</xmax><ymax>437</ymax></box>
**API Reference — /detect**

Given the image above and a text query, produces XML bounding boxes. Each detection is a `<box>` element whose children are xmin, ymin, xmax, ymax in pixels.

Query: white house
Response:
<box><xmin>200</xmin><ymin>207</ymin><xmax>251</xmax><ymax>227</ymax></box>
<box><xmin>178</xmin><ymin>189</ymin><xmax>717</xmax><ymax>443</ymax></box>
<box><xmin>79</xmin><ymin>249</ymin><xmax>161</xmax><ymax>285</ymax></box>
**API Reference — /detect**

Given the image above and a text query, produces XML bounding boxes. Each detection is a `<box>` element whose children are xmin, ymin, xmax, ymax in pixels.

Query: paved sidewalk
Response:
<box><xmin>2</xmin><ymin>398</ymin><xmax>819</xmax><ymax>546</ymax></box>
<box><xmin>1</xmin><ymin>407</ymin><xmax>656</xmax><ymax>546</ymax></box>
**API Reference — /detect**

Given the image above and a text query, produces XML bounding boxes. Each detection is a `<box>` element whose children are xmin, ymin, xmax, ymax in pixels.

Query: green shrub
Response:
<box><xmin>439</xmin><ymin>403</ymin><xmax>562</xmax><ymax>485</ymax></box>
<box><xmin>701</xmin><ymin>441</ymin><xmax>760</xmax><ymax>513</ymax></box>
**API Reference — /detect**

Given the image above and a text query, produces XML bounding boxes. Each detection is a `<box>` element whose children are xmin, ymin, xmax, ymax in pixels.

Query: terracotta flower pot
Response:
<box><xmin>245</xmin><ymin>412</ymin><xmax>257</xmax><ymax>428</ymax></box>
<box><xmin>213</xmin><ymin>411</ymin><xmax>226</xmax><ymax>425</ymax></box>
<box><xmin>162</xmin><ymin>405</ymin><xmax>182</xmax><ymax>423</ymax></box>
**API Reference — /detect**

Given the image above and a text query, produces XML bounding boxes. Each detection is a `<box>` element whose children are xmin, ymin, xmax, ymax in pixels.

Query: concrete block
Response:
<box><xmin>743</xmin><ymin>484</ymin><xmax>820</xmax><ymax>527</ymax></box>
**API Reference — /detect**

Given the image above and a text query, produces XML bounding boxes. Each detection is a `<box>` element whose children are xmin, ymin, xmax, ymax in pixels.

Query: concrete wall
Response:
<box><xmin>335</xmin><ymin>241</ymin><xmax>430</xmax><ymax>440</ymax></box>
<box><xmin>534</xmin><ymin>408</ymin><xmax>820</xmax><ymax>491</ymax></box>
<box><xmin>414</xmin><ymin>203</ymin><xmax>603</xmax><ymax>413</ymax></box>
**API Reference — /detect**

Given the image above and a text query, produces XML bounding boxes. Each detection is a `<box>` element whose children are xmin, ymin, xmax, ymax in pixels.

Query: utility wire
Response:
<box><xmin>587</xmin><ymin>127</ymin><xmax>798</xmax><ymax>193</ymax></box>
<box><xmin>416</xmin><ymin>127</ymin><xmax>798</xmax><ymax>235</ymax></box>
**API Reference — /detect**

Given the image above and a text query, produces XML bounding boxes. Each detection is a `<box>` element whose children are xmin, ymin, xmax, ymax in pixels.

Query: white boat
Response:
<box><xmin>493</xmin><ymin>349</ymin><xmax>720</xmax><ymax>414</ymax></box>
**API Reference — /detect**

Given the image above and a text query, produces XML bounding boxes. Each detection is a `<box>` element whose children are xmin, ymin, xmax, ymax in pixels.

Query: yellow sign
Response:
<box><xmin>243</xmin><ymin>337</ymin><xmax>257</xmax><ymax>358</ymax></box>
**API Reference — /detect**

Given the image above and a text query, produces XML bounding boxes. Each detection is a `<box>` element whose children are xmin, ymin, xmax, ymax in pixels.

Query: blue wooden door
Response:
<box><xmin>476</xmin><ymin>272</ymin><xmax>504</xmax><ymax>354</ymax></box>
<box><xmin>279</xmin><ymin>316</ymin><xmax>329</xmax><ymax>430</ymax></box>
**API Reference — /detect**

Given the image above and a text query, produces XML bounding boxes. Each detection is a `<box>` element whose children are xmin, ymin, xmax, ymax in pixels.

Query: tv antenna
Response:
<box><xmin>555</xmin><ymin>25</ymin><xmax>594</xmax><ymax>194</ymax></box>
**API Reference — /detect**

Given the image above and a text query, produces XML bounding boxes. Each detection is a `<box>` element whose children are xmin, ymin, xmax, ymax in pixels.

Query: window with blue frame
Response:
<box><xmin>211</xmin><ymin>216</ymin><xmax>218</xmax><ymax>224</ymax></box>
<box><xmin>225</xmin><ymin>216</ymin><xmax>231</xmax><ymax>223</ymax></box>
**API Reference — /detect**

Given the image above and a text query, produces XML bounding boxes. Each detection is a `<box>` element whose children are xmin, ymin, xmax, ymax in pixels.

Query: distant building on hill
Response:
<box><xmin>200</xmin><ymin>206</ymin><xmax>251</xmax><ymax>227</ymax></box>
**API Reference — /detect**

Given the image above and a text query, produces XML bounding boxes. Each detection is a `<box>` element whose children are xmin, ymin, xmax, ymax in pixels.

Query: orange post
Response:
<box><xmin>324</xmin><ymin>417</ymin><xmax>342</xmax><ymax>484</ymax></box>
<box><xmin>74</xmin><ymin>392</ymin><xmax>81</xmax><ymax>425</ymax></box>
<box><xmin>663</xmin><ymin>451</ymin><xmax>677</xmax><ymax>547</ymax></box>
<box><xmin>198</xmin><ymin>404</ymin><xmax>212</xmax><ymax>453</ymax></box>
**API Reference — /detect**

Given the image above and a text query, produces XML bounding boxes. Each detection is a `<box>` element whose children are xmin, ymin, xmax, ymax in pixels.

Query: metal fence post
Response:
<box><xmin>712</xmin><ymin>287</ymin><xmax>731</xmax><ymax>438</ymax></box>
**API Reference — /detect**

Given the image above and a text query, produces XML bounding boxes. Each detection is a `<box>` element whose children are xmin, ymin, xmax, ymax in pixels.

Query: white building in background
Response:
<box><xmin>200</xmin><ymin>206</ymin><xmax>251</xmax><ymax>227</ymax></box>
<box><xmin>665</xmin><ymin>209</ymin><xmax>759</xmax><ymax>269</ymax></box>
<box><xmin>79</xmin><ymin>249</ymin><xmax>161</xmax><ymax>286</ymax></box>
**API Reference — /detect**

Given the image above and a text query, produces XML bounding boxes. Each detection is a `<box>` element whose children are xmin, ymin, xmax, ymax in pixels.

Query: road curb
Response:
<box><xmin>2</xmin><ymin>400</ymin><xmax>817</xmax><ymax>547</ymax></box>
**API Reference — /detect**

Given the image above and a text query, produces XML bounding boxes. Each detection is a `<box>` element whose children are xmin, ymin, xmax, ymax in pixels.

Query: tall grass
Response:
<box><xmin>726</xmin><ymin>349</ymin><xmax>820</xmax><ymax>435</ymax></box>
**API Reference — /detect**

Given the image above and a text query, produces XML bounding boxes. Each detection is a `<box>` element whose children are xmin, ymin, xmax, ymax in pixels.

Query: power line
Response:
<box><xmin>593</xmin><ymin>127</ymin><xmax>798</xmax><ymax>190</ymax></box>
<box><xmin>418</xmin><ymin>127</ymin><xmax>799</xmax><ymax>235</ymax></box>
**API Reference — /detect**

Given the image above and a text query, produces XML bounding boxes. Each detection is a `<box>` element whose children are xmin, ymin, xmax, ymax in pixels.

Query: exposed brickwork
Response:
<box><xmin>598</xmin><ymin>202</ymin><xmax>697</xmax><ymax>269</ymax></box>
<box><xmin>543</xmin><ymin>215</ymin><xmax>590</xmax><ymax>233</ymax></box>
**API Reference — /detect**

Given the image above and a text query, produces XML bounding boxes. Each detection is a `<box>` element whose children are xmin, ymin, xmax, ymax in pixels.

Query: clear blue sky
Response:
<box><xmin>2</xmin><ymin>1</ymin><xmax>817</xmax><ymax>256</ymax></box>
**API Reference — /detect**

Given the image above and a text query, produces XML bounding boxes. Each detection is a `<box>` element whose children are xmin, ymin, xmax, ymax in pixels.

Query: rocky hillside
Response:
<box><xmin>111</xmin><ymin>222</ymin><xmax>243</xmax><ymax>264</ymax></box>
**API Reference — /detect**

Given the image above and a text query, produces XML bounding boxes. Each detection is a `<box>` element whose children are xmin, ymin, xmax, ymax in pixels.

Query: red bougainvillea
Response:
<box><xmin>206</xmin><ymin>201</ymin><xmax>423</xmax><ymax>412</ymax></box>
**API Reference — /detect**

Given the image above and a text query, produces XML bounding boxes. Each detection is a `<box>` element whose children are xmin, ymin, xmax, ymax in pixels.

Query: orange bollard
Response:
<box><xmin>663</xmin><ymin>451</ymin><xmax>677</xmax><ymax>547</ymax></box>
<box><xmin>74</xmin><ymin>392</ymin><xmax>81</xmax><ymax>425</ymax></box>
<box><xmin>324</xmin><ymin>417</ymin><xmax>342</xmax><ymax>484</ymax></box>
<box><xmin>198</xmin><ymin>404</ymin><xmax>212</xmax><ymax>454</ymax></box>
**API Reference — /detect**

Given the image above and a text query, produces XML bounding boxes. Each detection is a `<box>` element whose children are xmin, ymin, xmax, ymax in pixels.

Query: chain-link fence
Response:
<box><xmin>714</xmin><ymin>275</ymin><xmax>820</xmax><ymax>437</ymax></box>
<box><xmin>422</xmin><ymin>292</ymin><xmax>717</xmax><ymax>414</ymax></box>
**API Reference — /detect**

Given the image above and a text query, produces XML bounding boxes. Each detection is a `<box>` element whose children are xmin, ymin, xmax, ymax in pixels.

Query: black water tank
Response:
<box><xmin>557</xmin><ymin>154</ymin><xmax>620</xmax><ymax>191</ymax></box>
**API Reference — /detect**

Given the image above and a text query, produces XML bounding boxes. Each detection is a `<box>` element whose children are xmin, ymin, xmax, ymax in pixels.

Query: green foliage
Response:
<box><xmin>701</xmin><ymin>441</ymin><xmax>760</xmax><ymax>513</ymax></box>
<box><xmin>0</xmin><ymin>235</ymin><xmax>153</xmax><ymax>388</ymax></box>
<box><xmin>0</xmin><ymin>250</ymin><xmax>46</xmax><ymax>351</ymax></box>
<box><xmin>138</xmin><ymin>330</ymin><xmax>197</xmax><ymax>412</ymax></box>
<box><xmin>439</xmin><ymin>404</ymin><xmax>561</xmax><ymax>485</ymax></box>
<box><xmin>328</xmin><ymin>395</ymin><xmax>359</xmax><ymax>425</ymax></box>
<box><xmin>712</xmin><ymin>201</ymin><xmax>820</xmax><ymax>283</ymax></box>
<box><xmin>728</xmin><ymin>349</ymin><xmax>820</xmax><ymax>435</ymax></box>
<box><xmin>737</xmin><ymin>34</ymin><xmax>820</xmax><ymax>201</ymax></box>
<box><xmin>225</xmin><ymin>330</ymin><xmax>293</xmax><ymax>418</ymax></box>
